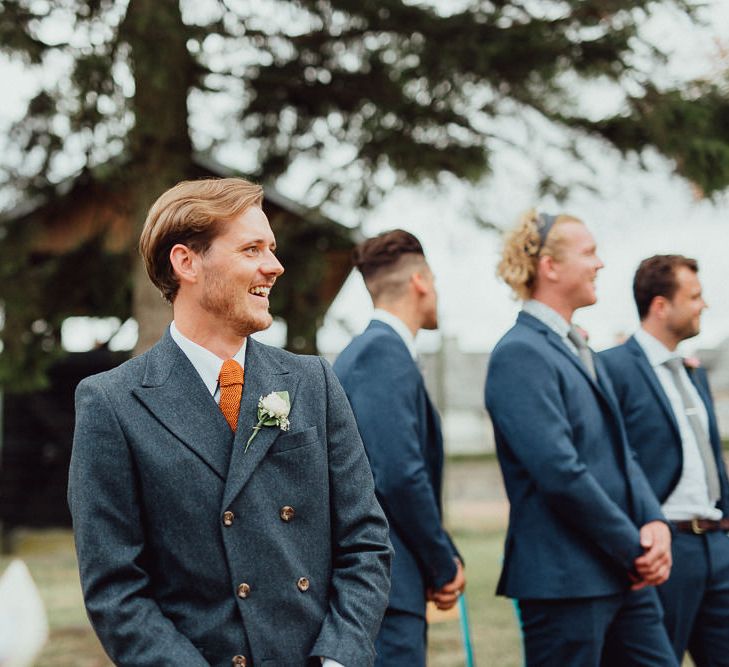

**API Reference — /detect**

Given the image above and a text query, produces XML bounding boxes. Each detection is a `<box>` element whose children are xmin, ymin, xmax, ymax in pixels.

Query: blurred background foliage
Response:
<box><xmin>0</xmin><ymin>0</ymin><xmax>727</xmax><ymax>389</ymax></box>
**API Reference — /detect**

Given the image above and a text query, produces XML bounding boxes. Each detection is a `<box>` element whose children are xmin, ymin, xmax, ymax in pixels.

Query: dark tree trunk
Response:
<box><xmin>120</xmin><ymin>0</ymin><xmax>195</xmax><ymax>354</ymax></box>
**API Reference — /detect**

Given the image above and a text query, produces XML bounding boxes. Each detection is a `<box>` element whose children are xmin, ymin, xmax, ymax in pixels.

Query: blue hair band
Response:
<box><xmin>536</xmin><ymin>213</ymin><xmax>557</xmax><ymax>250</ymax></box>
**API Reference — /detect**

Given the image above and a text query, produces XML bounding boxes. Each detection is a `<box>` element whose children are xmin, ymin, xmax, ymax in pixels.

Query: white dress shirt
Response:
<box><xmin>372</xmin><ymin>308</ymin><xmax>417</xmax><ymax>360</ymax></box>
<box><xmin>171</xmin><ymin>323</ymin><xmax>346</xmax><ymax>667</ymax></box>
<box><xmin>522</xmin><ymin>299</ymin><xmax>580</xmax><ymax>356</ymax></box>
<box><xmin>634</xmin><ymin>328</ymin><xmax>722</xmax><ymax>521</ymax></box>
<box><xmin>169</xmin><ymin>322</ymin><xmax>246</xmax><ymax>403</ymax></box>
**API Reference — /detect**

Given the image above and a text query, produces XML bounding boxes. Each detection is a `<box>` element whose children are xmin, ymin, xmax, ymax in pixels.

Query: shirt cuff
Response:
<box><xmin>322</xmin><ymin>659</ymin><xmax>346</xmax><ymax>667</ymax></box>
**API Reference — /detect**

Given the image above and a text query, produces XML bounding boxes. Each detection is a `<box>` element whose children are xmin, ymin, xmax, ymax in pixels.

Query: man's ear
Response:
<box><xmin>649</xmin><ymin>295</ymin><xmax>669</xmax><ymax>320</ymax></box>
<box><xmin>411</xmin><ymin>271</ymin><xmax>429</xmax><ymax>296</ymax></box>
<box><xmin>538</xmin><ymin>254</ymin><xmax>559</xmax><ymax>282</ymax></box>
<box><xmin>169</xmin><ymin>244</ymin><xmax>200</xmax><ymax>286</ymax></box>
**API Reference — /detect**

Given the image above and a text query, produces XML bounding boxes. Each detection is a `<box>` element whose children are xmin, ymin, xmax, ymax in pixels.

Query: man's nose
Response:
<box><xmin>263</xmin><ymin>251</ymin><xmax>284</xmax><ymax>276</ymax></box>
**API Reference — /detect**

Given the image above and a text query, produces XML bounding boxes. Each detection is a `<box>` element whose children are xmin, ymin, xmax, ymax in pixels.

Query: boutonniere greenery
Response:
<box><xmin>245</xmin><ymin>391</ymin><xmax>291</xmax><ymax>452</ymax></box>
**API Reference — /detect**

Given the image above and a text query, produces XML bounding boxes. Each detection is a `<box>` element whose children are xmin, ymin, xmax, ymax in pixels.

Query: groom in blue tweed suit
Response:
<box><xmin>334</xmin><ymin>230</ymin><xmax>464</xmax><ymax>666</ymax></box>
<box><xmin>69</xmin><ymin>178</ymin><xmax>391</xmax><ymax>667</ymax></box>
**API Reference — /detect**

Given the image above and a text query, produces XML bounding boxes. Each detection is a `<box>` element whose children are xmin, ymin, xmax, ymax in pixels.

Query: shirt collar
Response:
<box><xmin>522</xmin><ymin>299</ymin><xmax>571</xmax><ymax>340</ymax></box>
<box><xmin>169</xmin><ymin>321</ymin><xmax>247</xmax><ymax>396</ymax></box>
<box><xmin>372</xmin><ymin>309</ymin><xmax>418</xmax><ymax>360</ymax></box>
<box><xmin>634</xmin><ymin>327</ymin><xmax>677</xmax><ymax>368</ymax></box>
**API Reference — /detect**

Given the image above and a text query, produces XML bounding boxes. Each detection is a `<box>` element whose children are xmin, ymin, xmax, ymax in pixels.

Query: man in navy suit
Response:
<box><xmin>69</xmin><ymin>178</ymin><xmax>392</xmax><ymax>666</ymax></box>
<box><xmin>600</xmin><ymin>255</ymin><xmax>729</xmax><ymax>666</ymax></box>
<box><xmin>334</xmin><ymin>230</ymin><xmax>464</xmax><ymax>666</ymax></box>
<box><xmin>485</xmin><ymin>211</ymin><xmax>677</xmax><ymax>666</ymax></box>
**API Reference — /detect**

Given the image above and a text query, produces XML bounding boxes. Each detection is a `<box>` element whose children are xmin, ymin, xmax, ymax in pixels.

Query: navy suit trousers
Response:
<box><xmin>374</xmin><ymin>609</ymin><xmax>426</xmax><ymax>667</ymax></box>
<box><xmin>518</xmin><ymin>589</ymin><xmax>678</xmax><ymax>667</ymax></box>
<box><xmin>658</xmin><ymin>530</ymin><xmax>729</xmax><ymax>666</ymax></box>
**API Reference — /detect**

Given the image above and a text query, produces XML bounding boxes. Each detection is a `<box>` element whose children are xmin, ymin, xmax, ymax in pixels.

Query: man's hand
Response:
<box><xmin>631</xmin><ymin>521</ymin><xmax>672</xmax><ymax>590</ymax></box>
<box><xmin>428</xmin><ymin>558</ymin><xmax>465</xmax><ymax>611</ymax></box>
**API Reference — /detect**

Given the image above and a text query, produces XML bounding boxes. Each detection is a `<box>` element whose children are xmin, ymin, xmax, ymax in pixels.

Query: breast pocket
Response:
<box><xmin>270</xmin><ymin>425</ymin><xmax>319</xmax><ymax>454</ymax></box>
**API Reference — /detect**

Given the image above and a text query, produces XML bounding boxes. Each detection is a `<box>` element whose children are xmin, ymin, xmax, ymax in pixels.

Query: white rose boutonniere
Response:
<box><xmin>245</xmin><ymin>391</ymin><xmax>291</xmax><ymax>452</ymax></box>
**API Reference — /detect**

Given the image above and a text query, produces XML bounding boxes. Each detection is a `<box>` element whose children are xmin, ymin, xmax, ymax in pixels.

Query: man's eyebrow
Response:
<box><xmin>238</xmin><ymin>238</ymin><xmax>277</xmax><ymax>249</ymax></box>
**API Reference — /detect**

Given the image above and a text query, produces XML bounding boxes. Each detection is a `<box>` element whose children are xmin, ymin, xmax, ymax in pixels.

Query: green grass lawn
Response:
<box><xmin>0</xmin><ymin>530</ymin><xmax>111</xmax><ymax>666</ymax></box>
<box><xmin>1</xmin><ymin>527</ymin><xmax>521</xmax><ymax>666</ymax></box>
<box><xmin>428</xmin><ymin>528</ymin><xmax>522</xmax><ymax>666</ymax></box>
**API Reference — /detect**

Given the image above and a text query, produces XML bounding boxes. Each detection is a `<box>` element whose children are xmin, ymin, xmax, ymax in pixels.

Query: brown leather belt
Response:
<box><xmin>672</xmin><ymin>518</ymin><xmax>729</xmax><ymax>535</ymax></box>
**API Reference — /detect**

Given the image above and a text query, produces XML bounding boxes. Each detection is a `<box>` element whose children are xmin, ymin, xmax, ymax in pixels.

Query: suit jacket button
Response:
<box><xmin>231</xmin><ymin>656</ymin><xmax>247</xmax><ymax>666</ymax></box>
<box><xmin>297</xmin><ymin>577</ymin><xmax>310</xmax><ymax>592</ymax></box>
<box><xmin>280</xmin><ymin>505</ymin><xmax>295</xmax><ymax>522</ymax></box>
<box><xmin>237</xmin><ymin>583</ymin><xmax>251</xmax><ymax>599</ymax></box>
<box><xmin>223</xmin><ymin>511</ymin><xmax>235</xmax><ymax>526</ymax></box>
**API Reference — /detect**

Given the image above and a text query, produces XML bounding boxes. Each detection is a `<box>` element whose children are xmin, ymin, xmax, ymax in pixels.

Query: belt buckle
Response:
<box><xmin>691</xmin><ymin>518</ymin><xmax>706</xmax><ymax>535</ymax></box>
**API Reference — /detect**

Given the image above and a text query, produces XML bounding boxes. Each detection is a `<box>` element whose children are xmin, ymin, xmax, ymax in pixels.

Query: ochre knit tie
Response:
<box><xmin>218</xmin><ymin>359</ymin><xmax>244</xmax><ymax>432</ymax></box>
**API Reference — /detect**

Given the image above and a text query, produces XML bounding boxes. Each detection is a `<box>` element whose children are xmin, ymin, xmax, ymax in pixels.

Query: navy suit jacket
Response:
<box><xmin>485</xmin><ymin>312</ymin><xmax>665</xmax><ymax>600</ymax></box>
<box><xmin>334</xmin><ymin>320</ymin><xmax>459</xmax><ymax>617</ymax></box>
<box><xmin>69</xmin><ymin>332</ymin><xmax>392</xmax><ymax>667</ymax></box>
<box><xmin>600</xmin><ymin>335</ymin><xmax>729</xmax><ymax>514</ymax></box>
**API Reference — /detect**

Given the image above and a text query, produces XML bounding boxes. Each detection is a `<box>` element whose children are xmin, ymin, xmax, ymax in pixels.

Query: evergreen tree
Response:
<box><xmin>0</xmin><ymin>0</ymin><xmax>726</xmax><ymax>388</ymax></box>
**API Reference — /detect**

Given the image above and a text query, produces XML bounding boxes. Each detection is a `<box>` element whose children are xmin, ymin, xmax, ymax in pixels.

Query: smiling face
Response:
<box><xmin>664</xmin><ymin>266</ymin><xmax>706</xmax><ymax>342</ymax></box>
<box><xmin>198</xmin><ymin>206</ymin><xmax>284</xmax><ymax>337</ymax></box>
<box><xmin>550</xmin><ymin>221</ymin><xmax>604</xmax><ymax>312</ymax></box>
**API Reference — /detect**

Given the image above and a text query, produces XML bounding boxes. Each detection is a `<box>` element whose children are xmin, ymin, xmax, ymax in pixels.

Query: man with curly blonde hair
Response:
<box><xmin>485</xmin><ymin>211</ymin><xmax>676</xmax><ymax>666</ymax></box>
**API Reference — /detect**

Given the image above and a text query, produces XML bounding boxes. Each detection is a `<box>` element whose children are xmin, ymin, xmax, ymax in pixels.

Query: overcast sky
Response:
<box><xmin>2</xmin><ymin>1</ymin><xmax>728</xmax><ymax>357</ymax></box>
<box><xmin>313</xmin><ymin>1</ymin><xmax>729</xmax><ymax>356</ymax></box>
<box><xmin>317</xmin><ymin>152</ymin><xmax>729</xmax><ymax>356</ymax></box>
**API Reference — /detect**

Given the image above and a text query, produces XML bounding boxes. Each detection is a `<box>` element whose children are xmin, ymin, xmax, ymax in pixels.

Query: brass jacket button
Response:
<box><xmin>280</xmin><ymin>505</ymin><xmax>295</xmax><ymax>522</ymax></box>
<box><xmin>231</xmin><ymin>655</ymin><xmax>247</xmax><ymax>666</ymax></box>
<box><xmin>297</xmin><ymin>577</ymin><xmax>310</xmax><ymax>592</ymax></box>
<box><xmin>223</xmin><ymin>511</ymin><xmax>235</xmax><ymax>526</ymax></box>
<box><xmin>237</xmin><ymin>582</ymin><xmax>251</xmax><ymax>599</ymax></box>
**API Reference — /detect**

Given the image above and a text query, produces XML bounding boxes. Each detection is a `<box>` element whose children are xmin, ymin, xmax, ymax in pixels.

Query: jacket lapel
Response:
<box><xmin>222</xmin><ymin>337</ymin><xmax>301</xmax><ymax>509</ymax></box>
<box><xmin>625</xmin><ymin>336</ymin><xmax>681</xmax><ymax>440</ymax></box>
<box><xmin>519</xmin><ymin>312</ymin><xmax>620</xmax><ymax>417</ymax></box>
<box><xmin>133</xmin><ymin>331</ymin><xmax>232</xmax><ymax>480</ymax></box>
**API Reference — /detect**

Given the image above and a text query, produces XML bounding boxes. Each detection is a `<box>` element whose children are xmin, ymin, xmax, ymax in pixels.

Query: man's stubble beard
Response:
<box><xmin>200</xmin><ymin>272</ymin><xmax>272</xmax><ymax>338</ymax></box>
<box><xmin>668</xmin><ymin>318</ymin><xmax>700</xmax><ymax>344</ymax></box>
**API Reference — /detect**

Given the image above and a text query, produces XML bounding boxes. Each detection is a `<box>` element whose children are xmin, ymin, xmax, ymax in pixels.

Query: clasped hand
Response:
<box><xmin>630</xmin><ymin>520</ymin><xmax>672</xmax><ymax>590</ymax></box>
<box><xmin>427</xmin><ymin>558</ymin><xmax>465</xmax><ymax>611</ymax></box>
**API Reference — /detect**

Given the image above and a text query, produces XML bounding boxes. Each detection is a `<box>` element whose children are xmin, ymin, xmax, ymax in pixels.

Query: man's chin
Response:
<box><xmin>583</xmin><ymin>290</ymin><xmax>598</xmax><ymax>307</ymax></box>
<box><xmin>679</xmin><ymin>325</ymin><xmax>700</xmax><ymax>342</ymax></box>
<box><xmin>422</xmin><ymin>315</ymin><xmax>439</xmax><ymax>331</ymax></box>
<box><xmin>231</xmin><ymin>312</ymin><xmax>273</xmax><ymax>337</ymax></box>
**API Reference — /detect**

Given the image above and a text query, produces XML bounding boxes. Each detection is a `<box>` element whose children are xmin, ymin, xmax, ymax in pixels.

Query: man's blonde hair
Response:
<box><xmin>497</xmin><ymin>209</ymin><xmax>583</xmax><ymax>300</ymax></box>
<box><xmin>139</xmin><ymin>178</ymin><xmax>263</xmax><ymax>302</ymax></box>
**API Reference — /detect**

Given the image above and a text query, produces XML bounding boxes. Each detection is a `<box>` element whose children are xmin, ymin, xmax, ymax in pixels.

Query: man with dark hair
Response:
<box><xmin>334</xmin><ymin>229</ymin><xmax>464</xmax><ymax>666</ymax></box>
<box><xmin>69</xmin><ymin>178</ymin><xmax>392</xmax><ymax>667</ymax></box>
<box><xmin>632</xmin><ymin>255</ymin><xmax>700</xmax><ymax>321</ymax></box>
<box><xmin>601</xmin><ymin>254</ymin><xmax>729</xmax><ymax>665</ymax></box>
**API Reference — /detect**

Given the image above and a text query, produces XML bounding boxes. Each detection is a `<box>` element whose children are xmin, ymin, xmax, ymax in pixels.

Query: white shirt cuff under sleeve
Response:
<box><xmin>322</xmin><ymin>659</ymin><xmax>346</xmax><ymax>667</ymax></box>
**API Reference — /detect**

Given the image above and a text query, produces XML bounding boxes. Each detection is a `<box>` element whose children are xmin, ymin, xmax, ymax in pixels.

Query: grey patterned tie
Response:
<box><xmin>567</xmin><ymin>326</ymin><xmax>596</xmax><ymax>381</ymax></box>
<box><xmin>664</xmin><ymin>357</ymin><xmax>721</xmax><ymax>505</ymax></box>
